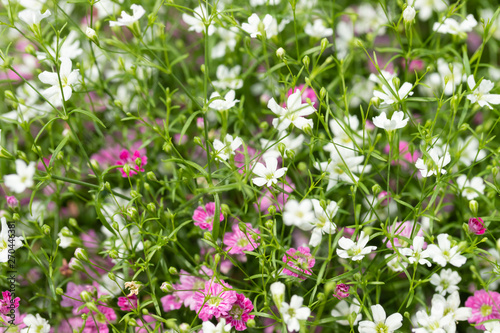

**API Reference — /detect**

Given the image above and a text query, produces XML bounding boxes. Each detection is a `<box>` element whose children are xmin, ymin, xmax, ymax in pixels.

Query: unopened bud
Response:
<box><xmin>320</xmin><ymin>38</ymin><xmax>328</xmax><ymax>53</ymax></box>
<box><xmin>80</xmin><ymin>291</ymin><xmax>93</xmax><ymax>302</ymax></box>
<box><xmin>302</xmin><ymin>55</ymin><xmax>310</xmax><ymax>68</ymax></box>
<box><xmin>370</xmin><ymin>96</ymin><xmax>380</xmax><ymax>108</ymax></box>
<box><xmin>75</xmin><ymin>248</ymin><xmax>89</xmax><ymax>262</ymax></box>
<box><xmin>469</xmin><ymin>200</ymin><xmax>478</xmax><ymax>216</ymax></box>
<box><xmin>42</xmin><ymin>224</ymin><xmax>51</xmax><ymax>235</ymax></box>
<box><xmin>319</xmin><ymin>87</ymin><xmax>326</xmax><ymax>100</ymax></box>
<box><xmin>169</xmin><ymin>266</ymin><xmax>178</xmax><ymax>275</ymax></box>
<box><xmin>276</xmin><ymin>47</ymin><xmax>285</xmax><ymax>59</ymax></box>
<box><xmin>147</xmin><ymin>202</ymin><xmax>156</xmax><ymax>212</ymax></box>
<box><xmin>161</xmin><ymin>282</ymin><xmax>173</xmax><ymax>292</ymax></box>
<box><xmin>147</xmin><ymin>171</ymin><xmax>157</xmax><ymax>181</ymax></box>
<box><xmin>268</xmin><ymin>205</ymin><xmax>276</xmax><ymax>216</ymax></box>
<box><xmin>193</xmin><ymin>136</ymin><xmax>203</xmax><ymax>147</ymax></box>
<box><xmin>68</xmin><ymin>258</ymin><xmax>85</xmax><ymax>272</ymax></box>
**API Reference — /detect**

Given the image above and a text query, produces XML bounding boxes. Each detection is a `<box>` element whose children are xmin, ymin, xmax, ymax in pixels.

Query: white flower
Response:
<box><xmin>457</xmin><ymin>136</ymin><xmax>486</xmax><ymax>165</ymax></box>
<box><xmin>335</xmin><ymin>20</ymin><xmax>354</xmax><ymax>60</ymax></box>
<box><xmin>485</xmin><ymin>321</ymin><xmax>500</xmax><ymax>333</ymax></box>
<box><xmin>466</xmin><ymin>75</ymin><xmax>500</xmax><ymax>110</ymax></box>
<box><xmin>0</xmin><ymin>217</ymin><xmax>23</xmax><ymax>263</ymax></box>
<box><xmin>280</xmin><ymin>295</ymin><xmax>311</xmax><ymax>332</ymax></box>
<box><xmin>336</xmin><ymin>231</ymin><xmax>377</xmax><ymax>261</ymax></box>
<box><xmin>261</xmin><ymin>131</ymin><xmax>305</xmax><ymax>160</ymax></box>
<box><xmin>212</xmin><ymin>65</ymin><xmax>243</xmax><ymax>90</ymax></box>
<box><xmin>304</xmin><ymin>199</ymin><xmax>339</xmax><ymax>247</ymax></box>
<box><xmin>400</xmin><ymin>236</ymin><xmax>432</xmax><ymax>267</ymax></box>
<box><xmin>268</xmin><ymin>89</ymin><xmax>317</xmax><ymax>132</ymax></box>
<box><xmin>38</xmin><ymin>57</ymin><xmax>80</xmax><ymax>107</ymax></box>
<box><xmin>21</xmin><ymin>314</ymin><xmax>50</xmax><ymax>333</ymax></box>
<box><xmin>456</xmin><ymin>175</ymin><xmax>485</xmax><ymax>200</ymax></box>
<box><xmin>326</xmin><ymin>115</ymin><xmax>363</xmax><ymax>157</ymax></box>
<box><xmin>331</xmin><ymin>299</ymin><xmax>362</xmax><ymax>326</ymax></box>
<box><xmin>315</xmin><ymin>153</ymin><xmax>369</xmax><ymax>190</ymax></box>
<box><xmin>403</xmin><ymin>5</ymin><xmax>416</xmax><ymax>23</ymax></box>
<box><xmin>270</xmin><ymin>281</ymin><xmax>286</xmax><ymax>307</ymax></box>
<box><xmin>438</xmin><ymin>58</ymin><xmax>465</xmax><ymax>95</ymax></box>
<box><xmin>283</xmin><ymin>199</ymin><xmax>315</xmax><ymax>228</ymax></box>
<box><xmin>242</xmin><ymin>13</ymin><xmax>278</xmax><ymax>39</ymax></box>
<box><xmin>212</xmin><ymin>134</ymin><xmax>243</xmax><ymax>161</ymax></box>
<box><xmin>252</xmin><ymin>157</ymin><xmax>287</xmax><ymax>187</ymax></box>
<box><xmin>18</xmin><ymin>9</ymin><xmax>51</xmax><ymax>27</ymax></box>
<box><xmin>202</xmin><ymin>317</ymin><xmax>231</xmax><ymax>333</ymax></box>
<box><xmin>426</xmin><ymin>234</ymin><xmax>467</xmax><ymax>267</ymax></box>
<box><xmin>433</xmin><ymin>14</ymin><xmax>477</xmax><ymax>35</ymax></box>
<box><xmin>4</xmin><ymin>159</ymin><xmax>36</xmax><ymax>193</ymax></box>
<box><xmin>359</xmin><ymin>304</ymin><xmax>403</xmax><ymax>333</ymax></box>
<box><xmin>208</xmin><ymin>90</ymin><xmax>239</xmax><ymax>111</ymax></box>
<box><xmin>432</xmin><ymin>291</ymin><xmax>471</xmax><ymax>325</ymax></box>
<box><xmin>212</xmin><ymin>27</ymin><xmax>238</xmax><ymax>58</ymax></box>
<box><xmin>182</xmin><ymin>5</ymin><xmax>216</xmax><ymax>35</ymax></box>
<box><xmin>304</xmin><ymin>19</ymin><xmax>333</xmax><ymax>38</ymax></box>
<box><xmin>57</xmin><ymin>227</ymin><xmax>74</xmax><ymax>248</ymax></box>
<box><xmin>109</xmin><ymin>4</ymin><xmax>145</xmax><ymax>27</ymax></box>
<box><xmin>355</xmin><ymin>4</ymin><xmax>387</xmax><ymax>35</ymax></box>
<box><xmin>412</xmin><ymin>303</ymin><xmax>453</xmax><ymax>333</ymax></box>
<box><xmin>372</xmin><ymin>111</ymin><xmax>409</xmax><ymax>131</ymax></box>
<box><xmin>429</xmin><ymin>269</ymin><xmax>461</xmax><ymax>295</ymax></box>
<box><xmin>413</xmin><ymin>0</ymin><xmax>448</xmax><ymax>21</ymax></box>
<box><xmin>373</xmin><ymin>81</ymin><xmax>414</xmax><ymax>105</ymax></box>
<box><xmin>38</xmin><ymin>30</ymin><xmax>84</xmax><ymax>61</ymax></box>
<box><xmin>415</xmin><ymin>147</ymin><xmax>451</xmax><ymax>178</ymax></box>
<box><xmin>385</xmin><ymin>253</ymin><xmax>408</xmax><ymax>272</ymax></box>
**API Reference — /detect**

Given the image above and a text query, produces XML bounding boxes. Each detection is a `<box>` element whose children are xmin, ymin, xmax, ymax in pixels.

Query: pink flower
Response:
<box><xmin>223</xmin><ymin>223</ymin><xmax>260</xmax><ymax>256</ymax></box>
<box><xmin>5</xmin><ymin>196</ymin><xmax>18</xmax><ymax>208</ymax></box>
<box><xmin>193</xmin><ymin>280</ymin><xmax>237</xmax><ymax>321</ymax></box>
<box><xmin>223</xmin><ymin>293</ymin><xmax>255</xmax><ymax>331</ymax></box>
<box><xmin>332</xmin><ymin>284</ymin><xmax>350</xmax><ymax>300</ymax></box>
<box><xmin>160</xmin><ymin>294</ymin><xmax>182</xmax><ymax>312</ymax></box>
<box><xmin>468</xmin><ymin>217</ymin><xmax>486</xmax><ymax>235</ymax></box>
<box><xmin>465</xmin><ymin>290</ymin><xmax>500</xmax><ymax>330</ymax></box>
<box><xmin>384</xmin><ymin>221</ymin><xmax>424</xmax><ymax>249</ymax></box>
<box><xmin>192</xmin><ymin>202</ymin><xmax>224</xmax><ymax>231</ymax></box>
<box><xmin>255</xmin><ymin>177</ymin><xmax>294</xmax><ymax>213</ymax></box>
<box><xmin>282</xmin><ymin>246</ymin><xmax>316</xmax><ymax>279</ymax></box>
<box><xmin>174</xmin><ymin>270</ymin><xmax>206</xmax><ymax>310</ymax></box>
<box><xmin>117</xmin><ymin>294</ymin><xmax>137</xmax><ymax>311</ymax></box>
<box><xmin>0</xmin><ymin>291</ymin><xmax>20</xmax><ymax>315</ymax></box>
<box><xmin>286</xmin><ymin>84</ymin><xmax>319</xmax><ymax>108</ymax></box>
<box><xmin>116</xmin><ymin>149</ymin><xmax>148</xmax><ymax>177</ymax></box>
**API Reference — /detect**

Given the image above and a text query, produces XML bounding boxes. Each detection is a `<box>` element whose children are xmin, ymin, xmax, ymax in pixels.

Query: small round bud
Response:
<box><xmin>68</xmin><ymin>258</ymin><xmax>85</xmax><ymax>272</ymax></box>
<box><xmin>146</xmin><ymin>171</ymin><xmax>157</xmax><ymax>181</ymax></box>
<box><xmin>320</xmin><ymin>38</ymin><xmax>328</xmax><ymax>53</ymax></box>
<box><xmin>259</xmin><ymin>121</ymin><xmax>269</xmax><ymax>130</ymax></box>
<box><xmin>147</xmin><ymin>202</ymin><xmax>156</xmax><ymax>212</ymax></box>
<box><xmin>109</xmin><ymin>249</ymin><xmax>119</xmax><ymax>259</ymax></box>
<box><xmin>265</xmin><ymin>219</ymin><xmax>274</xmax><ymax>229</ymax></box>
<box><xmin>268</xmin><ymin>205</ymin><xmax>276</xmax><ymax>216</ymax></box>
<box><xmin>75</xmin><ymin>248</ymin><xmax>89</xmax><ymax>262</ymax></box>
<box><xmin>161</xmin><ymin>282</ymin><xmax>173</xmax><ymax>292</ymax></box>
<box><xmin>108</xmin><ymin>272</ymin><xmax>116</xmax><ymax>281</ymax></box>
<box><xmin>276</xmin><ymin>47</ymin><xmax>285</xmax><ymax>59</ymax></box>
<box><xmin>319</xmin><ymin>87</ymin><xmax>326</xmax><ymax>100</ymax></box>
<box><xmin>193</xmin><ymin>136</ymin><xmax>203</xmax><ymax>147</ymax></box>
<box><xmin>403</xmin><ymin>5</ymin><xmax>416</xmax><ymax>23</ymax></box>
<box><xmin>68</xmin><ymin>218</ymin><xmax>78</xmax><ymax>228</ymax></box>
<box><xmin>80</xmin><ymin>291</ymin><xmax>93</xmax><ymax>302</ymax></box>
<box><xmin>56</xmin><ymin>287</ymin><xmax>64</xmax><ymax>295</ymax></box>
<box><xmin>372</xmin><ymin>184</ymin><xmax>382</xmax><ymax>195</ymax></box>
<box><xmin>370</xmin><ymin>96</ymin><xmax>380</xmax><ymax>108</ymax></box>
<box><xmin>469</xmin><ymin>200</ymin><xmax>479</xmax><ymax>216</ymax></box>
<box><xmin>169</xmin><ymin>266</ymin><xmax>178</xmax><ymax>275</ymax></box>
<box><xmin>302</xmin><ymin>55</ymin><xmax>310</xmax><ymax>68</ymax></box>
<box><xmin>42</xmin><ymin>224</ymin><xmax>51</xmax><ymax>235</ymax></box>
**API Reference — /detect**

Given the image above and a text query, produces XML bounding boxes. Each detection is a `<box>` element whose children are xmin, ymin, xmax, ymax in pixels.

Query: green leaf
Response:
<box><xmin>69</xmin><ymin>109</ymin><xmax>106</xmax><ymax>128</ymax></box>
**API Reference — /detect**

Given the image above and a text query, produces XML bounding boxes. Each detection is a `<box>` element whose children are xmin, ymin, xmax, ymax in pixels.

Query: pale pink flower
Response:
<box><xmin>193</xmin><ymin>280</ymin><xmax>237</xmax><ymax>321</ymax></box>
<box><xmin>223</xmin><ymin>223</ymin><xmax>260</xmax><ymax>255</ymax></box>
<box><xmin>117</xmin><ymin>294</ymin><xmax>137</xmax><ymax>311</ymax></box>
<box><xmin>173</xmin><ymin>270</ymin><xmax>206</xmax><ymax>310</ymax></box>
<box><xmin>160</xmin><ymin>294</ymin><xmax>182</xmax><ymax>312</ymax></box>
<box><xmin>192</xmin><ymin>202</ymin><xmax>224</xmax><ymax>231</ymax></box>
<box><xmin>282</xmin><ymin>246</ymin><xmax>315</xmax><ymax>279</ymax></box>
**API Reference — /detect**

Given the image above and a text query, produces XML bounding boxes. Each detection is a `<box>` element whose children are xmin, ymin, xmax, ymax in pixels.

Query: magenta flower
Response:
<box><xmin>5</xmin><ymin>196</ymin><xmax>18</xmax><ymax>208</ymax></box>
<box><xmin>468</xmin><ymin>217</ymin><xmax>486</xmax><ymax>235</ymax></box>
<box><xmin>192</xmin><ymin>202</ymin><xmax>224</xmax><ymax>231</ymax></box>
<box><xmin>223</xmin><ymin>293</ymin><xmax>255</xmax><ymax>331</ymax></box>
<box><xmin>384</xmin><ymin>221</ymin><xmax>424</xmax><ymax>249</ymax></box>
<box><xmin>282</xmin><ymin>246</ymin><xmax>316</xmax><ymax>279</ymax></box>
<box><xmin>223</xmin><ymin>223</ymin><xmax>260</xmax><ymax>256</ymax></box>
<box><xmin>333</xmin><ymin>284</ymin><xmax>350</xmax><ymax>300</ymax></box>
<box><xmin>465</xmin><ymin>290</ymin><xmax>500</xmax><ymax>330</ymax></box>
<box><xmin>0</xmin><ymin>291</ymin><xmax>20</xmax><ymax>315</ymax></box>
<box><xmin>116</xmin><ymin>149</ymin><xmax>148</xmax><ymax>177</ymax></box>
<box><xmin>193</xmin><ymin>280</ymin><xmax>238</xmax><ymax>321</ymax></box>
<box><xmin>117</xmin><ymin>294</ymin><xmax>137</xmax><ymax>312</ymax></box>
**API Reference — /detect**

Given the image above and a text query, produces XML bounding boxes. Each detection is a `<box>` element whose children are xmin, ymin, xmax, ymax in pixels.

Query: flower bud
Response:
<box><xmin>56</xmin><ymin>287</ymin><xmax>64</xmax><ymax>295</ymax></box>
<box><xmin>265</xmin><ymin>219</ymin><xmax>274</xmax><ymax>229</ymax></box>
<box><xmin>268</xmin><ymin>205</ymin><xmax>276</xmax><ymax>216</ymax></box>
<box><xmin>169</xmin><ymin>266</ymin><xmax>178</xmax><ymax>275</ymax></box>
<box><xmin>146</xmin><ymin>171</ymin><xmax>157</xmax><ymax>181</ymax></box>
<box><xmin>204</xmin><ymin>232</ymin><xmax>213</xmax><ymax>242</ymax></box>
<box><xmin>193</xmin><ymin>136</ymin><xmax>203</xmax><ymax>147</ymax></box>
<box><xmin>147</xmin><ymin>202</ymin><xmax>156</xmax><ymax>212</ymax></box>
<box><xmin>469</xmin><ymin>200</ymin><xmax>478</xmax><ymax>216</ymax></box>
<box><xmin>370</xmin><ymin>96</ymin><xmax>380</xmax><ymax>108</ymax></box>
<box><xmin>260</xmin><ymin>121</ymin><xmax>269</xmax><ymax>130</ymax></box>
<box><xmin>86</xmin><ymin>27</ymin><xmax>100</xmax><ymax>46</ymax></box>
<box><xmin>319</xmin><ymin>87</ymin><xmax>326</xmax><ymax>100</ymax></box>
<box><xmin>80</xmin><ymin>291</ymin><xmax>93</xmax><ymax>302</ymax></box>
<box><xmin>42</xmin><ymin>224</ymin><xmax>51</xmax><ymax>235</ymax></box>
<box><xmin>68</xmin><ymin>258</ymin><xmax>85</xmax><ymax>272</ymax></box>
<box><xmin>246</xmin><ymin>319</ymin><xmax>256</xmax><ymax>328</ymax></box>
<box><xmin>320</xmin><ymin>38</ymin><xmax>329</xmax><ymax>53</ymax></box>
<box><xmin>270</xmin><ymin>281</ymin><xmax>285</xmax><ymax>309</ymax></box>
<box><xmin>302</xmin><ymin>55</ymin><xmax>310</xmax><ymax>68</ymax></box>
<box><xmin>161</xmin><ymin>282</ymin><xmax>173</xmax><ymax>292</ymax></box>
<box><xmin>108</xmin><ymin>272</ymin><xmax>116</xmax><ymax>281</ymax></box>
<box><xmin>403</xmin><ymin>5</ymin><xmax>416</xmax><ymax>23</ymax></box>
<box><xmin>75</xmin><ymin>248</ymin><xmax>89</xmax><ymax>262</ymax></box>
<box><xmin>372</xmin><ymin>184</ymin><xmax>382</xmax><ymax>195</ymax></box>
<box><xmin>468</xmin><ymin>217</ymin><xmax>486</xmax><ymax>235</ymax></box>
<box><xmin>109</xmin><ymin>249</ymin><xmax>119</xmax><ymax>259</ymax></box>
<box><xmin>276</xmin><ymin>47</ymin><xmax>285</xmax><ymax>59</ymax></box>
<box><xmin>332</xmin><ymin>283</ymin><xmax>350</xmax><ymax>299</ymax></box>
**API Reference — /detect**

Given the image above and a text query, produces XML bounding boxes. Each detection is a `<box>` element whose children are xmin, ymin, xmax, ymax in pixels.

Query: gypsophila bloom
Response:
<box><xmin>4</xmin><ymin>159</ymin><xmax>36</xmax><ymax>193</ymax></box>
<box><xmin>18</xmin><ymin>9</ymin><xmax>51</xmax><ymax>28</ymax></box>
<box><xmin>485</xmin><ymin>321</ymin><xmax>500</xmax><ymax>333</ymax></box>
<box><xmin>20</xmin><ymin>314</ymin><xmax>50</xmax><ymax>333</ymax></box>
<box><xmin>414</xmin><ymin>0</ymin><xmax>448</xmax><ymax>21</ymax></box>
<box><xmin>38</xmin><ymin>57</ymin><xmax>80</xmax><ymax>107</ymax></box>
<box><xmin>182</xmin><ymin>5</ymin><xmax>217</xmax><ymax>35</ymax></box>
<box><xmin>358</xmin><ymin>304</ymin><xmax>403</xmax><ymax>333</ymax></box>
<box><xmin>193</xmin><ymin>280</ymin><xmax>237</xmax><ymax>321</ymax></box>
<box><xmin>430</xmin><ymin>269</ymin><xmax>461</xmax><ymax>296</ymax></box>
<box><xmin>270</xmin><ymin>282</ymin><xmax>286</xmax><ymax>308</ymax></box>
<box><xmin>268</xmin><ymin>89</ymin><xmax>317</xmax><ymax>132</ymax></box>
<box><xmin>252</xmin><ymin>157</ymin><xmax>287</xmax><ymax>187</ymax></box>
<box><xmin>415</xmin><ymin>147</ymin><xmax>451</xmax><ymax>177</ymax></box>
<box><xmin>331</xmin><ymin>299</ymin><xmax>362</xmax><ymax>326</ymax></box>
<box><xmin>385</xmin><ymin>253</ymin><xmax>408</xmax><ymax>273</ymax></box>
<box><xmin>336</xmin><ymin>231</ymin><xmax>377</xmax><ymax>261</ymax></box>
<box><xmin>373</xmin><ymin>81</ymin><xmax>413</xmax><ymax>105</ymax></box>
<box><xmin>213</xmin><ymin>65</ymin><xmax>243</xmax><ymax>90</ymax></box>
<box><xmin>456</xmin><ymin>175</ymin><xmax>485</xmax><ymax>200</ymax></box>
<box><xmin>466</xmin><ymin>75</ymin><xmax>500</xmax><ymax>109</ymax></box>
<box><xmin>283</xmin><ymin>199</ymin><xmax>315</xmax><ymax>228</ymax></box>
<box><xmin>209</xmin><ymin>90</ymin><xmax>239</xmax><ymax>111</ymax></box>
<box><xmin>117</xmin><ymin>294</ymin><xmax>137</xmax><ymax>311</ymax></box>
<box><xmin>400</xmin><ymin>236</ymin><xmax>432</xmax><ymax>267</ymax></box>
<box><xmin>412</xmin><ymin>302</ymin><xmax>453</xmax><ymax>333</ymax></box>
<box><xmin>468</xmin><ymin>217</ymin><xmax>486</xmax><ymax>235</ymax></box>
<box><xmin>212</xmin><ymin>134</ymin><xmax>243</xmax><ymax>161</ymax></box>
<box><xmin>193</xmin><ymin>202</ymin><xmax>224</xmax><ymax>231</ymax></box>
<box><xmin>109</xmin><ymin>4</ymin><xmax>145</xmax><ymax>27</ymax></box>
<box><xmin>115</xmin><ymin>149</ymin><xmax>147</xmax><ymax>177</ymax></box>
<box><xmin>426</xmin><ymin>234</ymin><xmax>467</xmax><ymax>267</ymax></box>
<box><xmin>282</xmin><ymin>246</ymin><xmax>315</xmax><ymax>279</ymax></box>
<box><xmin>372</xmin><ymin>111</ymin><xmax>409</xmax><ymax>131</ymax></box>
<box><xmin>465</xmin><ymin>290</ymin><xmax>500</xmax><ymax>330</ymax></box>
<box><xmin>403</xmin><ymin>5</ymin><xmax>416</xmax><ymax>23</ymax></box>
<box><xmin>280</xmin><ymin>295</ymin><xmax>311</xmax><ymax>332</ymax></box>
<box><xmin>433</xmin><ymin>14</ymin><xmax>477</xmax><ymax>36</ymax></box>
<box><xmin>202</xmin><ymin>317</ymin><xmax>231</xmax><ymax>333</ymax></box>
<box><xmin>242</xmin><ymin>14</ymin><xmax>278</xmax><ymax>39</ymax></box>
<box><xmin>57</xmin><ymin>227</ymin><xmax>74</xmax><ymax>248</ymax></box>
<box><xmin>432</xmin><ymin>292</ymin><xmax>471</xmax><ymax>327</ymax></box>
<box><xmin>302</xmin><ymin>199</ymin><xmax>339</xmax><ymax>247</ymax></box>
<box><xmin>304</xmin><ymin>19</ymin><xmax>333</xmax><ymax>38</ymax></box>
<box><xmin>223</xmin><ymin>223</ymin><xmax>260</xmax><ymax>256</ymax></box>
